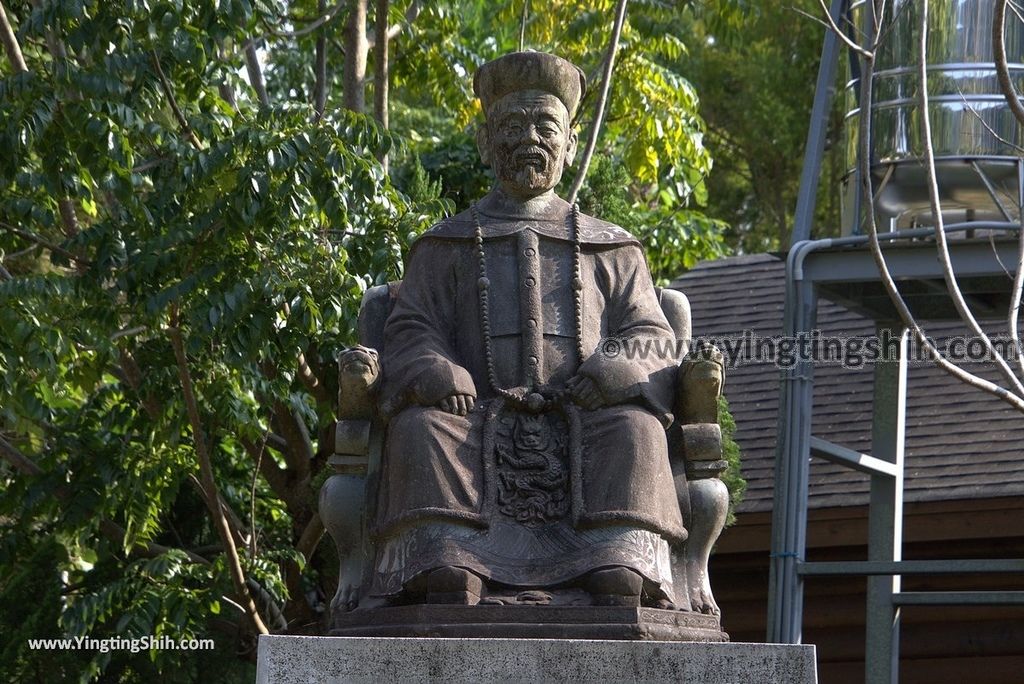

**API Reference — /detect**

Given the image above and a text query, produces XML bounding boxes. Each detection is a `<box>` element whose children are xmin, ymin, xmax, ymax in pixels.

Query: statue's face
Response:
<box><xmin>482</xmin><ymin>90</ymin><xmax>578</xmax><ymax>198</ymax></box>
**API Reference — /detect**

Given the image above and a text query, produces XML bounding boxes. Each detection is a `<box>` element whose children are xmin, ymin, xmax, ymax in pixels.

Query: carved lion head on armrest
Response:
<box><xmin>338</xmin><ymin>345</ymin><xmax>380</xmax><ymax>419</ymax></box>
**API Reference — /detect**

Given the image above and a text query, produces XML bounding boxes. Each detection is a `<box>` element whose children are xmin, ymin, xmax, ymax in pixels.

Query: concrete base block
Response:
<box><xmin>256</xmin><ymin>635</ymin><xmax>817</xmax><ymax>683</ymax></box>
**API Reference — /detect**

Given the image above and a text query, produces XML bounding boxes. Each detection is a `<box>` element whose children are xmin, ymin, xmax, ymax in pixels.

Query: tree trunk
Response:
<box><xmin>314</xmin><ymin>0</ymin><xmax>329</xmax><ymax>117</ymax></box>
<box><xmin>344</xmin><ymin>0</ymin><xmax>368</xmax><ymax>112</ymax></box>
<box><xmin>374</xmin><ymin>0</ymin><xmax>389</xmax><ymax>170</ymax></box>
<box><xmin>0</xmin><ymin>1</ymin><xmax>27</xmax><ymax>74</ymax></box>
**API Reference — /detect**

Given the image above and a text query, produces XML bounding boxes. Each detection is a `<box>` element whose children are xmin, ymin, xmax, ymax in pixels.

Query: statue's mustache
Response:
<box><xmin>512</xmin><ymin>147</ymin><xmax>549</xmax><ymax>165</ymax></box>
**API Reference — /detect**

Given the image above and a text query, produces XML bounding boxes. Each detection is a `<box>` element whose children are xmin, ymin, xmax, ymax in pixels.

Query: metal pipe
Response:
<box><xmin>791</xmin><ymin>0</ymin><xmax>849</xmax><ymax>247</ymax></box>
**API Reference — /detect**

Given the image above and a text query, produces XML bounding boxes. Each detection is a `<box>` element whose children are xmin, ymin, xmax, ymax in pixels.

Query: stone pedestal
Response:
<box><xmin>256</xmin><ymin>635</ymin><xmax>818</xmax><ymax>684</ymax></box>
<box><xmin>331</xmin><ymin>605</ymin><xmax>727</xmax><ymax>641</ymax></box>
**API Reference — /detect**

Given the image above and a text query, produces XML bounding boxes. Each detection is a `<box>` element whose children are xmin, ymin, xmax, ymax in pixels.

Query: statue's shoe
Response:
<box><xmin>584</xmin><ymin>567</ymin><xmax>643</xmax><ymax>607</ymax></box>
<box><xmin>425</xmin><ymin>566</ymin><xmax>483</xmax><ymax>606</ymax></box>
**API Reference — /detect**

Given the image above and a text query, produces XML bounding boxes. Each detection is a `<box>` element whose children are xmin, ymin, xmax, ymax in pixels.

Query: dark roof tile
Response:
<box><xmin>671</xmin><ymin>253</ymin><xmax>1024</xmax><ymax>513</ymax></box>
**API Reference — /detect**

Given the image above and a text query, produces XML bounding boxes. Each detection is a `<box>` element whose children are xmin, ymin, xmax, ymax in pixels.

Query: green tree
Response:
<box><xmin>680</xmin><ymin>0</ymin><xmax>845</xmax><ymax>252</ymax></box>
<box><xmin>0</xmin><ymin>1</ymin><xmax>732</xmax><ymax>680</ymax></box>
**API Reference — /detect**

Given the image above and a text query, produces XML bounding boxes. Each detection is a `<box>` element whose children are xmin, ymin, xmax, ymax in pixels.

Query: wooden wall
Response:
<box><xmin>711</xmin><ymin>498</ymin><xmax>1024</xmax><ymax>683</ymax></box>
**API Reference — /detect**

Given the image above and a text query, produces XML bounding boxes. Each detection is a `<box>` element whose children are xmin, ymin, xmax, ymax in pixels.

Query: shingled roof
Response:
<box><xmin>669</xmin><ymin>253</ymin><xmax>1024</xmax><ymax>514</ymax></box>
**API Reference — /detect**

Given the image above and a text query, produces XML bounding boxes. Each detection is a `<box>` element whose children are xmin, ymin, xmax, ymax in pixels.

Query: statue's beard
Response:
<box><xmin>495</xmin><ymin>148</ymin><xmax>563</xmax><ymax>195</ymax></box>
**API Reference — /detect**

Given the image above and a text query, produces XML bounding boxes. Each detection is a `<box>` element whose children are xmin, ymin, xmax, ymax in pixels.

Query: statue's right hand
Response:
<box><xmin>439</xmin><ymin>394</ymin><xmax>475</xmax><ymax>416</ymax></box>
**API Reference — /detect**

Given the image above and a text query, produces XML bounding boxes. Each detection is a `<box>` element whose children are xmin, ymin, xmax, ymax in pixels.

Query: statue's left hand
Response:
<box><xmin>566</xmin><ymin>375</ymin><xmax>605</xmax><ymax>410</ymax></box>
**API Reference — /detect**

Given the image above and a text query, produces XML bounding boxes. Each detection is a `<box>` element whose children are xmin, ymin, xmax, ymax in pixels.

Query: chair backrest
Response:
<box><xmin>357</xmin><ymin>281</ymin><xmax>691</xmax><ymax>355</ymax></box>
<box><xmin>357</xmin><ymin>282</ymin><xmax>401</xmax><ymax>350</ymax></box>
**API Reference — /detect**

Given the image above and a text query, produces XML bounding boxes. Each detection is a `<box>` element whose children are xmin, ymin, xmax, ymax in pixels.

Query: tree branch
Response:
<box><xmin>368</xmin><ymin>0</ymin><xmax>422</xmax><ymax>47</ymax></box>
<box><xmin>273</xmin><ymin>402</ymin><xmax>314</xmax><ymax>480</ymax></box>
<box><xmin>188</xmin><ymin>473</ymin><xmax>250</xmax><ymax>549</ymax></box>
<box><xmin>295</xmin><ymin>512</ymin><xmax>324</xmax><ymax>563</ymax></box>
<box><xmin>0</xmin><ymin>1</ymin><xmax>27</xmax><ymax>73</ymax></box>
<box><xmin>241</xmin><ymin>436</ymin><xmax>301</xmax><ymax>512</ymax></box>
<box><xmin>917</xmin><ymin>0</ymin><xmax>1024</xmax><ymax>397</ymax></box>
<box><xmin>297</xmin><ymin>351</ymin><xmax>331</xmax><ymax>406</ymax></box>
<box><xmin>854</xmin><ymin>14</ymin><xmax>1024</xmax><ymax>413</ymax></box>
<box><xmin>815</xmin><ymin>0</ymin><xmax>874</xmax><ymax>59</ymax></box>
<box><xmin>151</xmin><ymin>51</ymin><xmax>202</xmax><ymax>150</ymax></box>
<box><xmin>0</xmin><ymin>434</ymin><xmax>42</xmax><ymax>475</ymax></box>
<box><xmin>567</xmin><ymin>0</ymin><xmax>628</xmax><ymax>205</ymax></box>
<box><xmin>168</xmin><ymin>320</ymin><xmax>270</xmax><ymax>634</ymax></box>
<box><xmin>215</xmin><ymin>39</ymin><xmax>238</xmax><ymax>112</ymax></box>
<box><xmin>244</xmin><ymin>39</ymin><xmax>270</xmax><ymax>107</ymax></box>
<box><xmin>0</xmin><ymin>434</ymin><xmax>213</xmax><ymax>565</ymax></box>
<box><xmin>57</xmin><ymin>198</ymin><xmax>80</xmax><ymax>239</ymax></box>
<box><xmin>118</xmin><ymin>347</ymin><xmax>162</xmax><ymax>420</ymax></box>
<box><xmin>261</xmin><ymin>0</ymin><xmax>344</xmax><ymax>39</ymax></box>
<box><xmin>992</xmin><ymin>0</ymin><xmax>1024</xmax><ymax>378</ymax></box>
<box><xmin>0</xmin><ymin>221</ymin><xmax>92</xmax><ymax>266</ymax></box>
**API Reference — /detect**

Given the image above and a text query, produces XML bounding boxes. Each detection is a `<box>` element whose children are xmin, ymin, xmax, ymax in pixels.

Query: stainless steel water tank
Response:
<box><xmin>843</xmin><ymin>0</ymin><xmax>1024</xmax><ymax>233</ymax></box>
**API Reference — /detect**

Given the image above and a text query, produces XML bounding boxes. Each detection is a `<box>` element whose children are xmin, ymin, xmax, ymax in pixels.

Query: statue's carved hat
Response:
<box><xmin>474</xmin><ymin>51</ymin><xmax>587</xmax><ymax>119</ymax></box>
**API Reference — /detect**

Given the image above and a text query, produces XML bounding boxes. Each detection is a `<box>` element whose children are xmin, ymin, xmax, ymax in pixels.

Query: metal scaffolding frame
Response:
<box><xmin>766</xmin><ymin>1</ymin><xmax>1024</xmax><ymax>682</ymax></box>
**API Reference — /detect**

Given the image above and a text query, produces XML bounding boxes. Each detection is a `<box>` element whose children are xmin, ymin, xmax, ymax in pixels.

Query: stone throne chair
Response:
<box><xmin>319</xmin><ymin>282</ymin><xmax>731</xmax><ymax>640</ymax></box>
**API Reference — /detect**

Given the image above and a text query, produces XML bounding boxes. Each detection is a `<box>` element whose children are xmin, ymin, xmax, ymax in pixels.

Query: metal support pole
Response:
<box><xmin>865</xmin><ymin>324</ymin><xmax>906</xmax><ymax>684</ymax></box>
<box><xmin>768</xmin><ymin>247</ymin><xmax>819</xmax><ymax>643</ymax></box>
<box><xmin>790</xmin><ymin>0</ymin><xmax>848</xmax><ymax>247</ymax></box>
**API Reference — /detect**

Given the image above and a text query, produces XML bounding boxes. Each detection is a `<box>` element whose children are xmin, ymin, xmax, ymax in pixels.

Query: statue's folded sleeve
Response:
<box><xmin>379</xmin><ymin>239</ymin><xmax>477</xmax><ymax>416</ymax></box>
<box><xmin>578</xmin><ymin>244</ymin><xmax>678</xmax><ymax>427</ymax></box>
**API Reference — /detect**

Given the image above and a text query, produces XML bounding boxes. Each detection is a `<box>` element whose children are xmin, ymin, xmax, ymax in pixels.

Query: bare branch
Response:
<box><xmin>992</xmin><ymin>0</ymin><xmax>1024</xmax><ymax>378</ymax></box>
<box><xmin>957</xmin><ymin>86</ymin><xmax>1024</xmax><ymax>154</ymax></box>
<box><xmin>994</xmin><ymin>0</ymin><xmax>1024</xmax><ymax>129</ymax></box>
<box><xmin>151</xmin><ymin>51</ymin><xmax>202</xmax><ymax>149</ymax></box>
<box><xmin>567</xmin><ymin>0</ymin><xmax>629</xmax><ymax>205</ymax></box>
<box><xmin>244</xmin><ymin>39</ymin><xmax>270</xmax><ymax>107</ymax></box>
<box><xmin>168</xmin><ymin>319</ymin><xmax>269</xmax><ymax>634</ymax></box>
<box><xmin>917</xmin><ymin>0</ymin><xmax>1024</xmax><ymax>397</ymax></box>
<box><xmin>854</xmin><ymin>15</ymin><xmax>1024</xmax><ymax>413</ymax></box>
<box><xmin>815</xmin><ymin>0</ymin><xmax>874</xmax><ymax>59</ymax></box>
<box><xmin>790</xmin><ymin>8</ymin><xmax>835</xmax><ymax>37</ymax></box>
<box><xmin>0</xmin><ymin>2</ymin><xmax>27</xmax><ymax>73</ymax></box>
<box><xmin>0</xmin><ymin>262</ymin><xmax>11</xmax><ymax>281</ymax></box>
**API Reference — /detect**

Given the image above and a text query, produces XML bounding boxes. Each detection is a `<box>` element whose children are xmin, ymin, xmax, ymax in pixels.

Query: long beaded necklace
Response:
<box><xmin>471</xmin><ymin>202</ymin><xmax>586</xmax><ymax>412</ymax></box>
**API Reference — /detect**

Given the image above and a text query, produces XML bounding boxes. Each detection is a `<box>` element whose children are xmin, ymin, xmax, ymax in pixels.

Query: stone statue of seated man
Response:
<box><xmin>321</xmin><ymin>51</ymin><xmax>731</xmax><ymax>639</ymax></box>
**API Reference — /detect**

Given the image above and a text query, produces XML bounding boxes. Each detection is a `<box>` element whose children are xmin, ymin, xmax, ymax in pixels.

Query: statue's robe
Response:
<box><xmin>371</xmin><ymin>199</ymin><xmax>685</xmax><ymax>599</ymax></box>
